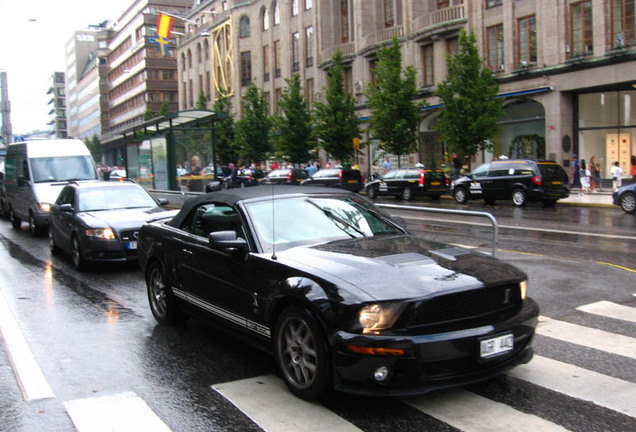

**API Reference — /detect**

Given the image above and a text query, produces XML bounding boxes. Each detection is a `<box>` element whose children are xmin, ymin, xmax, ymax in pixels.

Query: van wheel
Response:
<box><xmin>10</xmin><ymin>208</ymin><xmax>21</xmax><ymax>229</ymax></box>
<box><xmin>366</xmin><ymin>186</ymin><xmax>377</xmax><ymax>199</ymax></box>
<box><xmin>454</xmin><ymin>187</ymin><xmax>468</xmax><ymax>204</ymax></box>
<box><xmin>29</xmin><ymin>213</ymin><xmax>45</xmax><ymax>237</ymax></box>
<box><xmin>512</xmin><ymin>189</ymin><xmax>528</xmax><ymax>207</ymax></box>
<box><xmin>401</xmin><ymin>187</ymin><xmax>413</xmax><ymax>201</ymax></box>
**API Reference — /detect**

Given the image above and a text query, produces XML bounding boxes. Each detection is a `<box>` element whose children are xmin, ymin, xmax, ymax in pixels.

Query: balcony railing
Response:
<box><xmin>412</xmin><ymin>5</ymin><xmax>465</xmax><ymax>33</ymax></box>
<box><xmin>320</xmin><ymin>42</ymin><xmax>356</xmax><ymax>64</ymax></box>
<box><xmin>363</xmin><ymin>26</ymin><xmax>404</xmax><ymax>47</ymax></box>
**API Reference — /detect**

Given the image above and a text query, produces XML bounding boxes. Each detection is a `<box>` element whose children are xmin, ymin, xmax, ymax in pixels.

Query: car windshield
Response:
<box><xmin>31</xmin><ymin>156</ymin><xmax>97</xmax><ymax>183</ymax></box>
<box><xmin>244</xmin><ymin>196</ymin><xmax>402</xmax><ymax>252</ymax></box>
<box><xmin>79</xmin><ymin>187</ymin><xmax>158</xmax><ymax>212</ymax></box>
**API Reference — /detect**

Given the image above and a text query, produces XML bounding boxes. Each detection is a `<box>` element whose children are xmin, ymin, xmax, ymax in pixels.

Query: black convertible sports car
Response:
<box><xmin>138</xmin><ymin>186</ymin><xmax>538</xmax><ymax>400</ymax></box>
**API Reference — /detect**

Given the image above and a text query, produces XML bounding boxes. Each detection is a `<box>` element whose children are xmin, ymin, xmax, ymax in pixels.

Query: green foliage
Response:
<box><xmin>234</xmin><ymin>82</ymin><xmax>272</xmax><ymax>163</ymax></box>
<box><xmin>144</xmin><ymin>108</ymin><xmax>155</xmax><ymax>121</ymax></box>
<box><xmin>160</xmin><ymin>100</ymin><xmax>170</xmax><ymax>116</ymax></box>
<box><xmin>272</xmin><ymin>74</ymin><xmax>314</xmax><ymax>164</ymax></box>
<box><xmin>213</xmin><ymin>95</ymin><xmax>236</xmax><ymax>164</ymax></box>
<box><xmin>85</xmin><ymin>135</ymin><xmax>101</xmax><ymax>163</ymax></box>
<box><xmin>366</xmin><ymin>38</ymin><xmax>424</xmax><ymax>164</ymax></box>
<box><xmin>313</xmin><ymin>50</ymin><xmax>360</xmax><ymax>163</ymax></box>
<box><xmin>434</xmin><ymin>31</ymin><xmax>504</xmax><ymax>163</ymax></box>
<box><xmin>196</xmin><ymin>90</ymin><xmax>208</xmax><ymax>110</ymax></box>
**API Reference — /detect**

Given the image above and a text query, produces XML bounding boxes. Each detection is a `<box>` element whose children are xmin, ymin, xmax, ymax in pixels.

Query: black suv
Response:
<box><xmin>365</xmin><ymin>168</ymin><xmax>448</xmax><ymax>201</ymax></box>
<box><xmin>452</xmin><ymin>159</ymin><xmax>569</xmax><ymax>207</ymax></box>
<box><xmin>300</xmin><ymin>168</ymin><xmax>364</xmax><ymax>192</ymax></box>
<box><xmin>259</xmin><ymin>168</ymin><xmax>310</xmax><ymax>185</ymax></box>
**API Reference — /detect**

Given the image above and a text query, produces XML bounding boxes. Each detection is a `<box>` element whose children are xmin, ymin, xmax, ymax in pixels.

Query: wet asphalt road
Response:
<box><xmin>0</xmin><ymin>200</ymin><xmax>634</xmax><ymax>432</ymax></box>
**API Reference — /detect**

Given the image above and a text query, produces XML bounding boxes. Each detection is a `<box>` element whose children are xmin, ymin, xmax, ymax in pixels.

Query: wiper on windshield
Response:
<box><xmin>306</xmin><ymin>199</ymin><xmax>367</xmax><ymax>238</ymax></box>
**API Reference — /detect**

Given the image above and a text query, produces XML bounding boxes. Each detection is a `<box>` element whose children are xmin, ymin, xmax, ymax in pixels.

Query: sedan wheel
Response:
<box><xmin>511</xmin><ymin>188</ymin><xmax>528</xmax><ymax>207</ymax></box>
<box><xmin>402</xmin><ymin>187</ymin><xmax>413</xmax><ymax>201</ymax></box>
<box><xmin>454</xmin><ymin>187</ymin><xmax>468</xmax><ymax>204</ymax></box>
<box><xmin>147</xmin><ymin>261</ymin><xmax>182</xmax><ymax>324</ymax></box>
<box><xmin>10</xmin><ymin>208</ymin><xmax>21</xmax><ymax>229</ymax></box>
<box><xmin>275</xmin><ymin>306</ymin><xmax>330</xmax><ymax>401</ymax></box>
<box><xmin>49</xmin><ymin>230</ymin><xmax>61</xmax><ymax>255</ymax></box>
<box><xmin>71</xmin><ymin>235</ymin><xmax>86</xmax><ymax>270</ymax></box>
<box><xmin>366</xmin><ymin>186</ymin><xmax>377</xmax><ymax>199</ymax></box>
<box><xmin>619</xmin><ymin>192</ymin><xmax>636</xmax><ymax>214</ymax></box>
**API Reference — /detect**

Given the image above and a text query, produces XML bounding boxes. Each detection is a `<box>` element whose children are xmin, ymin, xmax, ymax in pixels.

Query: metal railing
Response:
<box><xmin>375</xmin><ymin>203</ymin><xmax>499</xmax><ymax>257</ymax></box>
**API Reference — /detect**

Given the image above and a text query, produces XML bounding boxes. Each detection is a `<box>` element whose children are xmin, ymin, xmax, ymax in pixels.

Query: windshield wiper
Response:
<box><xmin>306</xmin><ymin>199</ymin><xmax>367</xmax><ymax>238</ymax></box>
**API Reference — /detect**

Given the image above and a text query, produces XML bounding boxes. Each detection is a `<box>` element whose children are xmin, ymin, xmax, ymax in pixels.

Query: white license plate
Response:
<box><xmin>126</xmin><ymin>241</ymin><xmax>137</xmax><ymax>250</ymax></box>
<box><xmin>480</xmin><ymin>333</ymin><xmax>514</xmax><ymax>358</ymax></box>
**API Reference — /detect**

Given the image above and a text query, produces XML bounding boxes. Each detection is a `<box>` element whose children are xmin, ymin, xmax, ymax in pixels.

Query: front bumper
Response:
<box><xmin>80</xmin><ymin>237</ymin><xmax>138</xmax><ymax>262</ymax></box>
<box><xmin>331</xmin><ymin>298</ymin><xmax>539</xmax><ymax>396</ymax></box>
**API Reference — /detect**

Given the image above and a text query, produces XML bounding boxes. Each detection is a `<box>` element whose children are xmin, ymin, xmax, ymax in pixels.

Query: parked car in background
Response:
<box><xmin>138</xmin><ymin>186</ymin><xmax>538</xmax><ymax>401</ymax></box>
<box><xmin>0</xmin><ymin>168</ymin><xmax>7</xmax><ymax>220</ymax></box>
<box><xmin>202</xmin><ymin>165</ymin><xmax>231</xmax><ymax>192</ymax></box>
<box><xmin>300</xmin><ymin>168</ymin><xmax>364</xmax><ymax>192</ymax></box>
<box><xmin>365</xmin><ymin>167</ymin><xmax>448</xmax><ymax>201</ymax></box>
<box><xmin>48</xmin><ymin>180</ymin><xmax>173</xmax><ymax>270</ymax></box>
<box><xmin>259</xmin><ymin>168</ymin><xmax>309</xmax><ymax>185</ymax></box>
<box><xmin>452</xmin><ymin>159</ymin><xmax>569</xmax><ymax>207</ymax></box>
<box><xmin>109</xmin><ymin>169</ymin><xmax>127</xmax><ymax>181</ymax></box>
<box><xmin>613</xmin><ymin>182</ymin><xmax>636</xmax><ymax>214</ymax></box>
<box><xmin>232</xmin><ymin>168</ymin><xmax>266</xmax><ymax>188</ymax></box>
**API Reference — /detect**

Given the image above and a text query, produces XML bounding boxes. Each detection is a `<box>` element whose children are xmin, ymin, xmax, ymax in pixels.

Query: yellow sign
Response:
<box><xmin>353</xmin><ymin>137</ymin><xmax>360</xmax><ymax>150</ymax></box>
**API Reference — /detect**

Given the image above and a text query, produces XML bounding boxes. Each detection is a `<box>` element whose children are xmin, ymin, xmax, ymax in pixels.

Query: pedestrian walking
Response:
<box><xmin>383</xmin><ymin>157</ymin><xmax>391</xmax><ymax>173</ymax></box>
<box><xmin>589</xmin><ymin>156</ymin><xmax>597</xmax><ymax>191</ymax></box>
<box><xmin>594</xmin><ymin>163</ymin><xmax>602</xmax><ymax>192</ymax></box>
<box><xmin>579</xmin><ymin>159</ymin><xmax>590</xmax><ymax>195</ymax></box>
<box><xmin>570</xmin><ymin>155</ymin><xmax>581</xmax><ymax>189</ymax></box>
<box><xmin>452</xmin><ymin>153</ymin><xmax>463</xmax><ymax>180</ymax></box>
<box><xmin>610</xmin><ymin>161</ymin><xmax>623</xmax><ymax>191</ymax></box>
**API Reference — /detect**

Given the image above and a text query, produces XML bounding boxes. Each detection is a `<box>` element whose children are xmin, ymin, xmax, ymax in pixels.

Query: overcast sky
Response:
<box><xmin>0</xmin><ymin>0</ymin><xmax>133</xmax><ymax>135</ymax></box>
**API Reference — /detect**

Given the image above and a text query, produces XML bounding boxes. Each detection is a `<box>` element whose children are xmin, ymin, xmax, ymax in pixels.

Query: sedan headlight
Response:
<box><xmin>520</xmin><ymin>280</ymin><xmax>528</xmax><ymax>300</ymax></box>
<box><xmin>359</xmin><ymin>303</ymin><xmax>404</xmax><ymax>334</ymax></box>
<box><xmin>85</xmin><ymin>228</ymin><xmax>116</xmax><ymax>239</ymax></box>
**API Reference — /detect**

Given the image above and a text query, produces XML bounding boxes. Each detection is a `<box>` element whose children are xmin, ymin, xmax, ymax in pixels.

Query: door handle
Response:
<box><xmin>181</xmin><ymin>249</ymin><xmax>193</xmax><ymax>256</ymax></box>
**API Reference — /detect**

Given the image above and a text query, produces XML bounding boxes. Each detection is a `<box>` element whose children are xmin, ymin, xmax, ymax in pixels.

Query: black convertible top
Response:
<box><xmin>167</xmin><ymin>185</ymin><xmax>356</xmax><ymax>228</ymax></box>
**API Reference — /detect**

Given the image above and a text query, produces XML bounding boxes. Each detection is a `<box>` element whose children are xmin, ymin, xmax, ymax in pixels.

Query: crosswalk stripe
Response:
<box><xmin>405</xmin><ymin>388</ymin><xmax>570</xmax><ymax>432</ymax></box>
<box><xmin>536</xmin><ymin>316</ymin><xmax>636</xmax><ymax>359</ymax></box>
<box><xmin>507</xmin><ymin>355</ymin><xmax>636</xmax><ymax>418</ymax></box>
<box><xmin>212</xmin><ymin>375</ymin><xmax>363</xmax><ymax>432</ymax></box>
<box><xmin>576</xmin><ymin>301</ymin><xmax>636</xmax><ymax>323</ymax></box>
<box><xmin>64</xmin><ymin>391</ymin><xmax>172</xmax><ymax>432</ymax></box>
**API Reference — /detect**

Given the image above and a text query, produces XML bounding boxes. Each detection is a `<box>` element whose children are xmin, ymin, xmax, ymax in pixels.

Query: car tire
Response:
<box><xmin>0</xmin><ymin>200</ymin><xmax>9</xmax><ymax>220</ymax></box>
<box><xmin>275</xmin><ymin>305</ymin><xmax>330</xmax><ymax>401</ymax></box>
<box><xmin>401</xmin><ymin>187</ymin><xmax>413</xmax><ymax>201</ymax></box>
<box><xmin>147</xmin><ymin>261</ymin><xmax>183</xmax><ymax>324</ymax></box>
<box><xmin>49</xmin><ymin>230</ymin><xmax>61</xmax><ymax>255</ymax></box>
<box><xmin>366</xmin><ymin>186</ymin><xmax>377</xmax><ymax>199</ymax></box>
<box><xmin>71</xmin><ymin>234</ymin><xmax>86</xmax><ymax>271</ymax></box>
<box><xmin>619</xmin><ymin>192</ymin><xmax>636</xmax><ymax>214</ymax></box>
<box><xmin>511</xmin><ymin>188</ymin><xmax>528</xmax><ymax>207</ymax></box>
<box><xmin>10</xmin><ymin>208</ymin><xmax>21</xmax><ymax>229</ymax></box>
<box><xmin>29</xmin><ymin>212</ymin><xmax>45</xmax><ymax>237</ymax></box>
<box><xmin>454</xmin><ymin>187</ymin><xmax>468</xmax><ymax>204</ymax></box>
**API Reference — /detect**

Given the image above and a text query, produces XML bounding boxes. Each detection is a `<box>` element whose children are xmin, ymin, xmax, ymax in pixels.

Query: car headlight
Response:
<box><xmin>39</xmin><ymin>203</ymin><xmax>51</xmax><ymax>212</ymax></box>
<box><xmin>85</xmin><ymin>228</ymin><xmax>116</xmax><ymax>239</ymax></box>
<box><xmin>359</xmin><ymin>303</ymin><xmax>404</xmax><ymax>334</ymax></box>
<box><xmin>520</xmin><ymin>280</ymin><xmax>528</xmax><ymax>300</ymax></box>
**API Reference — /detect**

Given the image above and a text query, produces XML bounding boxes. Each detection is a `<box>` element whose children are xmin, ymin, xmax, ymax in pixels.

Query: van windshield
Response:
<box><xmin>31</xmin><ymin>156</ymin><xmax>97</xmax><ymax>183</ymax></box>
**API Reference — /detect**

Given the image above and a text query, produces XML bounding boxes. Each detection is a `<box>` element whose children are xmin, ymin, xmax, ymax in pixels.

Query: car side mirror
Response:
<box><xmin>158</xmin><ymin>198</ymin><xmax>169</xmax><ymax>207</ymax></box>
<box><xmin>208</xmin><ymin>231</ymin><xmax>248</xmax><ymax>251</ymax></box>
<box><xmin>59</xmin><ymin>203</ymin><xmax>74</xmax><ymax>212</ymax></box>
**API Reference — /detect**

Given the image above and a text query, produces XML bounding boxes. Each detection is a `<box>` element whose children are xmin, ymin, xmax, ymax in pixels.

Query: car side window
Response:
<box><xmin>488</xmin><ymin>163</ymin><xmax>511</xmax><ymax>177</ymax></box>
<box><xmin>182</xmin><ymin>203</ymin><xmax>241</xmax><ymax>238</ymax></box>
<box><xmin>56</xmin><ymin>187</ymin><xmax>75</xmax><ymax>206</ymax></box>
<box><xmin>470</xmin><ymin>163</ymin><xmax>490</xmax><ymax>178</ymax></box>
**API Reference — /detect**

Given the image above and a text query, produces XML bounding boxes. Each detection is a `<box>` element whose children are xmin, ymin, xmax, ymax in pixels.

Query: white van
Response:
<box><xmin>3</xmin><ymin>139</ymin><xmax>99</xmax><ymax>235</ymax></box>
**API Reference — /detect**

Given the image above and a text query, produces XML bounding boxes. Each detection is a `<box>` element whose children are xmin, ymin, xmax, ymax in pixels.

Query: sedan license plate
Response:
<box><xmin>480</xmin><ymin>333</ymin><xmax>514</xmax><ymax>358</ymax></box>
<box><xmin>431</xmin><ymin>181</ymin><xmax>441</xmax><ymax>186</ymax></box>
<box><xmin>126</xmin><ymin>241</ymin><xmax>137</xmax><ymax>250</ymax></box>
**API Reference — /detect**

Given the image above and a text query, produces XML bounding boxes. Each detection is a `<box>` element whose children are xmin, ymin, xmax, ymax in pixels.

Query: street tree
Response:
<box><xmin>195</xmin><ymin>90</ymin><xmax>208</xmax><ymax>110</ymax></box>
<box><xmin>213</xmin><ymin>95</ymin><xmax>236</xmax><ymax>164</ymax></box>
<box><xmin>273</xmin><ymin>74</ymin><xmax>314</xmax><ymax>164</ymax></box>
<box><xmin>434</xmin><ymin>30</ymin><xmax>504</xmax><ymax>167</ymax></box>
<box><xmin>234</xmin><ymin>82</ymin><xmax>272</xmax><ymax>164</ymax></box>
<box><xmin>313</xmin><ymin>50</ymin><xmax>360</xmax><ymax>163</ymax></box>
<box><xmin>85</xmin><ymin>135</ymin><xmax>101</xmax><ymax>163</ymax></box>
<box><xmin>366</xmin><ymin>37</ymin><xmax>423</xmax><ymax>167</ymax></box>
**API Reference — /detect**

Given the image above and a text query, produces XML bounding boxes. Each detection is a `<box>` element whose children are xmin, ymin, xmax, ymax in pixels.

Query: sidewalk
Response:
<box><xmin>559</xmin><ymin>189</ymin><xmax>614</xmax><ymax>208</ymax></box>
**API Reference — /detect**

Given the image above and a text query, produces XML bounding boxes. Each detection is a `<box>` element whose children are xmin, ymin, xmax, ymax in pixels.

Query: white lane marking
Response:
<box><xmin>405</xmin><ymin>388</ymin><xmax>569</xmax><ymax>432</ymax></box>
<box><xmin>508</xmin><ymin>355</ymin><xmax>636</xmax><ymax>418</ymax></box>
<box><xmin>0</xmin><ymin>289</ymin><xmax>54</xmax><ymax>401</ymax></box>
<box><xmin>576</xmin><ymin>301</ymin><xmax>636</xmax><ymax>324</ymax></box>
<box><xmin>536</xmin><ymin>316</ymin><xmax>636</xmax><ymax>360</ymax></box>
<box><xmin>213</xmin><ymin>375</ymin><xmax>363</xmax><ymax>432</ymax></box>
<box><xmin>64</xmin><ymin>391</ymin><xmax>171</xmax><ymax>432</ymax></box>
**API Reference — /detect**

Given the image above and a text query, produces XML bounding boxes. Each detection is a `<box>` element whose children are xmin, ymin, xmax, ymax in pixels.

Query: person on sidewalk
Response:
<box><xmin>610</xmin><ymin>161</ymin><xmax>623</xmax><ymax>191</ymax></box>
<box><xmin>579</xmin><ymin>159</ymin><xmax>591</xmax><ymax>195</ymax></box>
<box><xmin>570</xmin><ymin>155</ymin><xmax>581</xmax><ymax>190</ymax></box>
<box><xmin>594</xmin><ymin>163</ymin><xmax>603</xmax><ymax>192</ymax></box>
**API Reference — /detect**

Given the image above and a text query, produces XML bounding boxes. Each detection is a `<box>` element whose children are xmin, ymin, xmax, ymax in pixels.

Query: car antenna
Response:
<box><xmin>271</xmin><ymin>184</ymin><xmax>277</xmax><ymax>260</ymax></box>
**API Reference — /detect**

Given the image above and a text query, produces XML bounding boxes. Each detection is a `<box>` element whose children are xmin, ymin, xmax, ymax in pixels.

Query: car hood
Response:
<box><xmin>275</xmin><ymin>235</ymin><xmax>525</xmax><ymax>303</ymax></box>
<box><xmin>79</xmin><ymin>207</ymin><xmax>165</xmax><ymax>231</ymax></box>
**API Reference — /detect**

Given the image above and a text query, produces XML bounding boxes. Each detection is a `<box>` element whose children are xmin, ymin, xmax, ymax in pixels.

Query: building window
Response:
<box><xmin>369</xmin><ymin>60</ymin><xmax>377</xmax><ymax>86</ymax></box>
<box><xmin>305</xmin><ymin>26</ymin><xmax>314</xmax><ymax>67</ymax></box>
<box><xmin>206</xmin><ymin>71</ymin><xmax>211</xmax><ymax>101</ymax></box>
<box><xmin>204</xmin><ymin>39</ymin><xmax>210</xmax><ymax>60</ymax></box>
<box><xmin>384</xmin><ymin>0</ymin><xmax>394</xmax><ymax>28</ymax></box>
<box><xmin>274</xmin><ymin>40</ymin><xmax>281</xmax><ymax>77</ymax></box>
<box><xmin>570</xmin><ymin>1</ymin><xmax>593</xmax><ymax>56</ymax></box>
<box><xmin>344</xmin><ymin>66</ymin><xmax>352</xmax><ymax>95</ymax></box>
<box><xmin>241</xmin><ymin>51</ymin><xmax>252</xmax><ymax>86</ymax></box>
<box><xmin>487</xmin><ymin>24</ymin><xmax>504</xmax><ymax>70</ymax></box>
<box><xmin>422</xmin><ymin>45</ymin><xmax>434</xmax><ymax>86</ymax></box>
<box><xmin>240</xmin><ymin>16</ymin><xmax>250</xmax><ymax>38</ymax></box>
<box><xmin>275</xmin><ymin>88</ymin><xmax>282</xmax><ymax>114</ymax></box>
<box><xmin>611</xmin><ymin>0</ymin><xmax>635</xmax><ymax>47</ymax></box>
<box><xmin>197</xmin><ymin>43</ymin><xmax>202</xmax><ymax>63</ymax></box>
<box><xmin>305</xmin><ymin>0</ymin><xmax>312</xmax><ymax>10</ymax></box>
<box><xmin>292</xmin><ymin>0</ymin><xmax>299</xmax><ymax>16</ymax></box>
<box><xmin>306</xmin><ymin>78</ymin><xmax>314</xmax><ymax>109</ymax></box>
<box><xmin>263</xmin><ymin>45</ymin><xmax>270</xmax><ymax>81</ymax></box>
<box><xmin>518</xmin><ymin>15</ymin><xmax>537</xmax><ymax>66</ymax></box>
<box><xmin>340</xmin><ymin>0</ymin><xmax>349</xmax><ymax>43</ymax></box>
<box><xmin>437</xmin><ymin>0</ymin><xmax>449</xmax><ymax>8</ymax></box>
<box><xmin>486</xmin><ymin>0</ymin><xmax>502</xmax><ymax>8</ymax></box>
<box><xmin>292</xmin><ymin>32</ymin><xmax>300</xmax><ymax>72</ymax></box>
<box><xmin>187</xmin><ymin>49</ymin><xmax>192</xmax><ymax>68</ymax></box>
<box><xmin>262</xmin><ymin>7</ymin><xmax>270</xmax><ymax>31</ymax></box>
<box><xmin>274</xmin><ymin>1</ymin><xmax>280</xmax><ymax>25</ymax></box>
<box><xmin>446</xmin><ymin>37</ymin><xmax>458</xmax><ymax>56</ymax></box>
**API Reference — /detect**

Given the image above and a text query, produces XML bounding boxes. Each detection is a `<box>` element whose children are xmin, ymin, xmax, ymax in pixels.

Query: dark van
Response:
<box><xmin>452</xmin><ymin>159</ymin><xmax>569</xmax><ymax>207</ymax></box>
<box><xmin>365</xmin><ymin>167</ymin><xmax>448</xmax><ymax>201</ymax></box>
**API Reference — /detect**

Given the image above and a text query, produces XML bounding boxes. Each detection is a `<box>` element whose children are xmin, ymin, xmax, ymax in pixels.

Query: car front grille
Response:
<box><xmin>394</xmin><ymin>284</ymin><xmax>522</xmax><ymax>330</ymax></box>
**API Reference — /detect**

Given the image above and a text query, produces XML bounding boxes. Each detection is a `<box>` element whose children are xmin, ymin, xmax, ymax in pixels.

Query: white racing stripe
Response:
<box><xmin>536</xmin><ymin>316</ymin><xmax>636</xmax><ymax>359</ymax></box>
<box><xmin>64</xmin><ymin>391</ymin><xmax>171</xmax><ymax>432</ymax></box>
<box><xmin>213</xmin><ymin>375</ymin><xmax>363</xmax><ymax>432</ymax></box>
<box><xmin>405</xmin><ymin>388</ymin><xmax>569</xmax><ymax>432</ymax></box>
<box><xmin>0</xmin><ymin>289</ymin><xmax>54</xmax><ymax>401</ymax></box>
<box><xmin>508</xmin><ymin>355</ymin><xmax>636</xmax><ymax>418</ymax></box>
<box><xmin>576</xmin><ymin>301</ymin><xmax>636</xmax><ymax>324</ymax></box>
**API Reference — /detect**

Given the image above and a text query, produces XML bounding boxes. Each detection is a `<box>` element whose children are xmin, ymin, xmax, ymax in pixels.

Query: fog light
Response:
<box><xmin>374</xmin><ymin>366</ymin><xmax>390</xmax><ymax>382</ymax></box>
